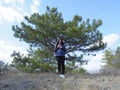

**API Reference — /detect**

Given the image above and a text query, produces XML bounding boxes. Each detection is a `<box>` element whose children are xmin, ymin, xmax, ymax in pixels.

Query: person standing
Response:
<box><xmin>55</xmin><ymin>39</ymin><xmax>66</xmax><ymax>78</ymax></box>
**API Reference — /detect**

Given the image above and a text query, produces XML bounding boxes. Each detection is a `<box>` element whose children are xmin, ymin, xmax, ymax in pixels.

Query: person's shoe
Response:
<box><xmin>59</xmin><ymin>74</ymin><xmax>61</xmax><ymax>78</ymax></box>
<box><xmin>61</xmin><ymin>75</ymin><xmax>65</xmax><ymax>78</ymax></box>
<box><xmin>59</xmin><ymin>74</ymin><xmax>65</xmax><ymax>78</ymax></box>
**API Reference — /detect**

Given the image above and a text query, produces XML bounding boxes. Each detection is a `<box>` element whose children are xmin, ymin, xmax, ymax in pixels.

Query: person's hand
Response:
<box><xmin>60</xmin><ymin>46</ymin><xmax>62</xmax><ymax>48</ymax></box>
<box><xmin>57</xmin><ymin>44</ymin><xmax>61</xmax><ymax>48</ymax></box>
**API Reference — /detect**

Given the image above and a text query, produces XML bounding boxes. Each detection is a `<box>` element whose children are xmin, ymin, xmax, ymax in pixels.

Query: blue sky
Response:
<box><xmin>0</xmin><ymin>0</ymin><xmax>120</xmax><ymax>72</ymax></box>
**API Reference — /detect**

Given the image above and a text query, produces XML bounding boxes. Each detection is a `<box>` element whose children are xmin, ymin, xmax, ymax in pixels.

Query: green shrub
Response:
<box><xmin>11</xmin><ymin>51</ymin><xmax>56</xmax><ymax>73</ymax></box>
<box><xmin>65</xmin><ymin>59</ymin><xmax>86</xmax><ymax>74</ymax></box>
<box><xmin>0</xmin><ymin>61</ymin><xmax>9</xmax><ymax>75</ymax></box>
<box><xmin>72</xmin><ymin>67</ymin><xmax>86</xmax><ymax>74</ymax></box>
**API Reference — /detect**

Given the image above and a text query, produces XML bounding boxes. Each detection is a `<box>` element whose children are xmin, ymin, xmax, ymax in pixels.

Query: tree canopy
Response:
<box><xmin>12</xmin><ymin>6</ymin><xmax>107</xmax><ymax>57</ymax></box>
<box><xmin>103</xmin><ymin>47</ymin><xmax>120</xmax><ymax>68</ymax></box>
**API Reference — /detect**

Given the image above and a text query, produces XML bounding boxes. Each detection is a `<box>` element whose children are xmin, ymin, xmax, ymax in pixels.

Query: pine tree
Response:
<box><xmin>12</xmin><ymin>6</ymin><xmax>106</xmax><ymax>57</ymax></box>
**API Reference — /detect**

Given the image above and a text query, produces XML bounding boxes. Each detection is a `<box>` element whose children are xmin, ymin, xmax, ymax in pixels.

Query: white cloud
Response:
<box><xmin>0</xmin><ymin>40</ymin><xmax>28</xmax><ymax>63</ymax></box>
<box><xmin>4</xmin><ymin>0</ymin><xmax>24</xmax><ymax>4</ymax></box>
<box><xmin>82</xmin><ymin>53</ymin><xmax>104</xmax><ymax>73</ymax></box>
<box><xmin>103</xmin><ymin>33</ymin><xmax>120</xmax><ymax>48</ymax></box>
<box><xmin>83</xmin><ymin>60</ymin><xmax>104</xmax><ymax>73</ymax></box>
<box><xmin>88</xmin><ymin>53</ymin><xmax>103</xmax><ymax>61</ymax></box>
<box><xmin>0</xmin><ymin>6</ymin><xmax>25</xmax><ymax>23</ymax></box>
<box><xmin>0</xmin><ymin>0</ymin><xmax>28</xmax><ymax>24</ymax></box>
<box><xmin>0</xmin><ymin>0</ymin><xmax>42</xmax><ymax>63</ymax></box>
<box><xmin>82</xmin><ymin>33</ymin><xmax>120</xmax><ymax>73</ymax></box>
<box><xmin>0</xmin><ymin>0</ymin><xmax>41</xmax><ymax>24</ymax></box>
<box><xmin>31</xmin><ymin>0</ymin><xmax>41</xmax><ymax>14</ymax></box>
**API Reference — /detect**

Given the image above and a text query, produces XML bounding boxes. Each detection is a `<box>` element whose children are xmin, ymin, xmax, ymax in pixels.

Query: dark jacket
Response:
<box><xmin>55</xmin><ymin>44</ymin><xmax>66</xmax><ymax>56</ymax></box>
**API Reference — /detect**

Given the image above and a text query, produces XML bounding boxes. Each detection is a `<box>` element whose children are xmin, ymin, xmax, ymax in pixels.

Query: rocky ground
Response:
<box><xmin>0</xmin><ymin>71</ymin><xmax>120</xmax><ymax>90</ymax></box>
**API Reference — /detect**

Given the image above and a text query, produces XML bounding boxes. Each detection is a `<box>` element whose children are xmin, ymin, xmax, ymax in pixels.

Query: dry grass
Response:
<box><xmin>0</xmin><ymin>70</ymin><xmax>120</xmax><ymax>90</ymax></box>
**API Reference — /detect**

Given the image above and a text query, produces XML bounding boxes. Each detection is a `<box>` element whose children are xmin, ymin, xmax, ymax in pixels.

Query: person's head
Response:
<box><xmin>57</xmin><ymin>39</ymin><xmax>64</xmax><ymax>45</ymax></box>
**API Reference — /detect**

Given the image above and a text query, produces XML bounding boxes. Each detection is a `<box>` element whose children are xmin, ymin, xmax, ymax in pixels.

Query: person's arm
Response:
<box><xmin>55</xmin><ymin>45</ymin><xmax>60</xmax><ymax>52</ymax></box>
<box><xmin>61</xmin><ymin>44</ymin><xmax>66</xmax><ymax>53</ymax></box>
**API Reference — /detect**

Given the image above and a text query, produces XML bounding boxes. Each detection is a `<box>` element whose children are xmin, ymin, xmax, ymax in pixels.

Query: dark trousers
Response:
<box><xmin>56</xmin><ymin>56</ymin><xmax>65</xmax><ymax>74</ymax></box>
